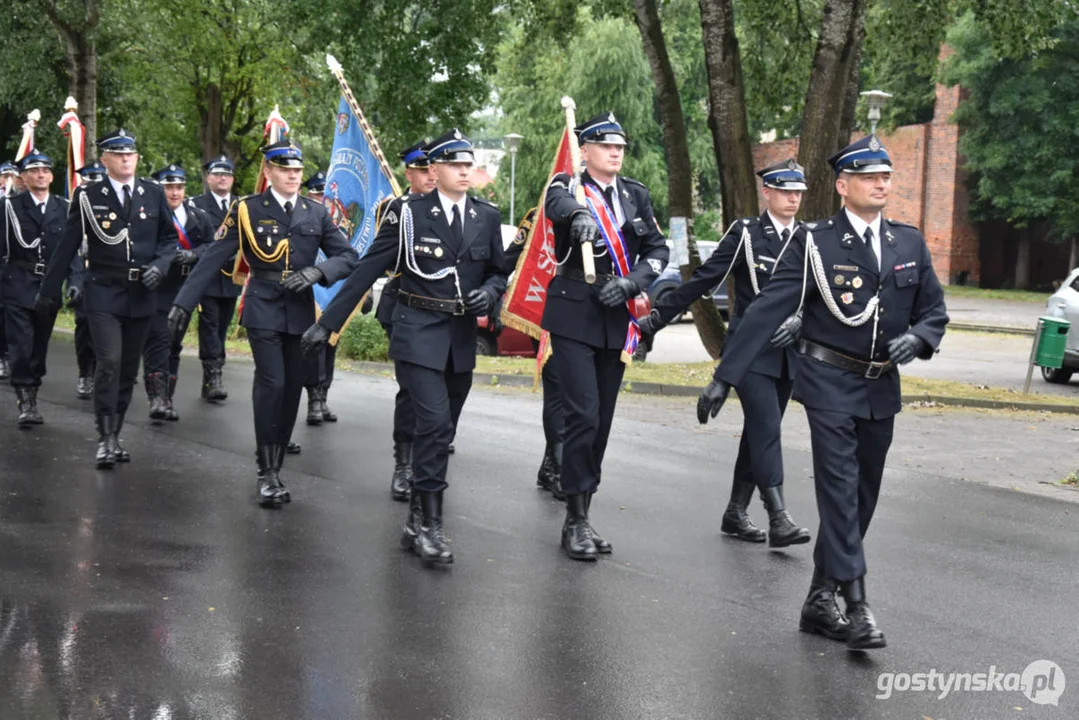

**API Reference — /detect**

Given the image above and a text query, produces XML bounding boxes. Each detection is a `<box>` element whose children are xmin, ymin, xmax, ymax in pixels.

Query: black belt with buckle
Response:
<box><xmin>800</xmin><ymin>339</ymin><xmax>894</xmax><ymax>379</ymax></box>
<box><xmin>10</xmin><ymin>259</ymin><xmax>46</xmax><ymax>276</ymax></box>
<box><xmin>249</xmin><ymin>268</ymin><xmax>292</xmax><ymax>283</ymax></box>
<box><xmin>555</xmin><ymin>266</ymin><xmax>617</xmax><ymax>285</ymax></box>
<box><xmin>398</xmin><ymin>291</ymin><xmax>464</xmax><ymax>315</ymax></box>
<box><xmin>93</xmin><ymin>265</ymin><xmax>143</xmax><ymax>282</ymax></box>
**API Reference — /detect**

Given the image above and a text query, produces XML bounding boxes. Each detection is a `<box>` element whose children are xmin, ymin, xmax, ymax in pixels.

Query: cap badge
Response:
<box><xmin>608</xmin><ymin>112</ymin><xmax>616</xmax><ymax>123</ymax></box>
<box><xmin>169</xmin><ymin>165</ymin><xmax>176</xmax><ymax>171</ymax></box>
<box><xmin>453</xmin><ymin>129</ymin><xmax>462</xmax><ymax>140</ymax></box>
<box><xmin>869</xmin><ymin>136</ymin><xmax>881</xmax><ymax>152</ymax></box>
<box><xmin>787</xmin><ymin>159</ymin><xmax>797</xmax><ymax>170</ymax></box>
<box><xmin>119</xmin><ymin>130</ymin><xmax>126</xmax><ymax>137</ymax></box>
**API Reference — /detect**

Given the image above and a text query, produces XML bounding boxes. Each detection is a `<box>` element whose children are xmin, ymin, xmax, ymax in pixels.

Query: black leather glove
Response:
<box><xmin>598</xmin><ymin>277</ymin><xmax>641</xmax><ymax>307</ymax></box>
<box><xmin>173</xmin><ymin>248</ymin><xmax>198</xmax><ymax>265</ymax></box>
<box><xmin>770</xmin><ymin>311</ymin><xmax>802</xmax><ymax>348</ymax></box>
<box><xmin>35</xmin><ymin>293</ymin><xmax>60</xmax><ymax>314</ymax></box>
<box><xmin>141</xmin><ymin>265</ymin><xmax>163</xmax><ymax>290</ymax></box>
<box><xmin>696</xmin><ymin>379</ymin><xmax>730</xmax><ymax>425</ymax></box>
<box><xmin>301</xmin><ymin>322</ymin><xmax>331</xmax><ymax>356</ymax></box>
<box><xmin>464</xmin><ymin>287</ymin><xmax>495</xmax><ymax>316</ymax></box>
<box><xmin>570</xmin><ymin>212</ymin><xmax>600</xmax><ymax>246</ymax></box>
<box><xmin>887</xmin><ymin>332</ymin><xmax>925</xmax><ymax>365</ymax></box>
<box><xmin>167</xmin><ymin>305</ymin><xmax>190</xmax><ymax>346</ymax></box>
<box><xmin>360</xmin><ymin>293</ymin><xmax>374</xmax><ymax>315</ymax></box>
<box><xmin>283</xmin><ymin>266</ymin><xmax>324</xmax><ymax>293</ymax></box>
<box><xmin>490</xmin><ymin>301</ymin><xmax>504</xmax><ymax>334</ymax></box>
<box><xmin>65</xmin><ymin>284</ymin><xmax>82</xmax><ymax>307</ymax></box>
<box><xmin>637</xmin><ymin>308</ymin><xmax>667</xmax><ymax>337</ymax></box>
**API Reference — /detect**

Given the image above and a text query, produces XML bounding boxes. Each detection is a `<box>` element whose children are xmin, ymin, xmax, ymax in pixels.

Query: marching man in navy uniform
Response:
<box><xmin>300</xmin><ymin>169</ymin><xmax>339</xmax><ymax>426</ymax></box>
<box><xmin>375</xmin><ymin>141</ymin><xmax>438</xmax><ymax>502</ymax></box>
<box><xmin>0</xmin><ymin>151</ymin><xmax>70</xmax><ymax>426</ymax></box>
<box><xmin>695</xmin><ymin>135</ymin><xmax>948</xmax><ymax>649</ymax></box>
<box><xmin>38</xmin><ymin>129</ymin><xmax>178</xmax><ymax>469</ymax></box>
<box><xmin>168</xmin><ymin>139</ymin><xmax>358</xmax><ymax>507</ymax></box>
<box><xmin>70</xmin><ymin>161</ymin><xmax>106</xmax><ymax>400</ymax></box>
<box><xmin>639</xmin><ymin>159</ymin><xmax>811</xmax><ymax>548</ymax></box>
<box><xmin>142</xmin><ymin>164</ymin><xmax>216</xmax><ymax>422</ymax></box>
<box><xmin>302</xmin><ymin>129</ymin><xmax>507</xmax><ymax>564</ymax></box>
<box><xmin>191</xmin><ymin>155</ymin><xmax>240</xmax><ymax>402</ymax></box>
<box><xmin>542</xmin><ymin>112</ymin><xmax>669</xmax><ymax>561</ymax></box>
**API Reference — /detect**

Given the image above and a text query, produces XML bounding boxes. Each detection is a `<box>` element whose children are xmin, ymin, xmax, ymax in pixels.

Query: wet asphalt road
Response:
<box><xmin>1</xmin><ymin>338</ymin><xmax>1076</xmax><ymax>720</ymax></box>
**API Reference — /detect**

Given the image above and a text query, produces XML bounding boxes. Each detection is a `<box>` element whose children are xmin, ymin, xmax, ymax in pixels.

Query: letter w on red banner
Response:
<box><xmin>500</xmin><ymin>130</ymin><xmax>573</xmax><ymax>339</ymax></box>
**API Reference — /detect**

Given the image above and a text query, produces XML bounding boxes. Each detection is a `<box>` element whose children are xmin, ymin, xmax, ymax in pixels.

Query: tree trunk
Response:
<box><xmin>634</xmin><ymin>0</ymin><xmax>726</xmax><ymax>357</ymax></box>
<box><xmin>1069</xmin><ymin>236</ymin><xmax>1078</xmax><ymax>273</ymax></box>
<box><xmin>699</xmin><ymin>0</ymin><xmax>758</xmax><ymax>227</ymax></box>
<box><xmin>199</xmin><ymin>83</ymin><xmax>224</xmax><ymax>186</ymax></box>
<box><xmin>40</xmin><ymin>0</ymin><xmax>101</xmax><ymax>156</ymax></box>
<box><xmin>797</xmin><ymin>0</ymin><xmax>868</xmax><ymax>221</ymax></box>
<box><xmin>1014</xmin><ymin>232</ymin><xmax>1031</xmax><ymax>290</ymax></box>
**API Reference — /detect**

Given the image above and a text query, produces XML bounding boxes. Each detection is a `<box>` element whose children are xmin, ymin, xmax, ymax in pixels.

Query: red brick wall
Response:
<box><xmin>751</xmin><ymin>47</ymin><xmax>981</xmax><ymax>285</ymax></box>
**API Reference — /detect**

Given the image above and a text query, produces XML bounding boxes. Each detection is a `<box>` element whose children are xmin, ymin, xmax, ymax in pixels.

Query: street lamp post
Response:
<box><xmin>504</xmin><ymin>133</ymin><xmax>523</xmax><ymax>224</ymax></box>
<box><xmin>860</xmin><ymin>90</ymin><xmax>893</xmax><ymax>135</ymax></box>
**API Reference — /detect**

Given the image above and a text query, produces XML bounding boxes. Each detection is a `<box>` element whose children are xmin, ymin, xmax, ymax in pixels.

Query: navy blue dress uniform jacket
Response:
<box><xmin>42</xmin><ymin>178</ymin><xmax>177</xmax><ymax>318</ymax></box>
<box><xmin>174</xmin><ymin>189</ymin><xmax>358</xmax><ymax>335</ymax></box>
<box><xmin>714</xmin><ymin>211</ymin><xmax>949</xmax><ymax>419</ymax></box>
<box><xmin>1</xmin><ymin>193</ymin><xmax>69</xmax><ymax>309</ymax></box>
<box><xmin>655</xmin><ymin>212</ymin><xmax>798</xmax><ymax>379</ymax></box>
<box><xmin>541</xmin><ymin>172</ymin><xmax>669</xmax><ymax>349</ymax></box>
<box><xmin>157</xmin><ymin>200</ymin><xmax>217</xmax><ymax>307</ymax></box>
<box><xmin>191</xmin><ymin>191</ymin><xmax>242</xmax><ymax>299</ymax></box>
<box><xmin>319</xmin><ymin>190</ymin><xmax>508</xmax><ymax>373</ymax></box>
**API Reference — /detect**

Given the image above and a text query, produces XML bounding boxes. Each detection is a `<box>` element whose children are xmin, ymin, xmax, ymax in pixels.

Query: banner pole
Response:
<box><xmin>326</xmin><ymin>54</ymin><xmax>401</xmax><ymax>196</ymax></box>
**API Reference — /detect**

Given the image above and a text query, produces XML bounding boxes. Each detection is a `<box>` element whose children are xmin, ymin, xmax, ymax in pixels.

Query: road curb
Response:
<box><xmin>950</xmin><ymin>322</ymin><xmax>1034</xmax><ymax>336</ymax></box>
<box><xmin>342</xmin><ymin>360</ymin><xmax>1079</xmax><ymax>415</ymax></box>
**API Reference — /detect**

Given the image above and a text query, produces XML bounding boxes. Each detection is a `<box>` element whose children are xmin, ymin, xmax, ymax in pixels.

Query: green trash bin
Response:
<box><xmin>1034</xmin><ymin>316</ymin><xmax>1070</xmax><ymax>369</ymax></box>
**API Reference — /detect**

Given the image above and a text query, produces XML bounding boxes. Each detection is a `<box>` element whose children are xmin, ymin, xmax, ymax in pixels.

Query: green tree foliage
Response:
<box><xmin>944</xmin><ymin>12</ymin><xmax>1079</xmax><ymax>238</ymax></box>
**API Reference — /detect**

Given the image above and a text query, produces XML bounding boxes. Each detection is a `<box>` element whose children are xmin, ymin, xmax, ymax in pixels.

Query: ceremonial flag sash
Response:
<box><xmin>57</xmin><ymin>103</ymin><xmax>85</xmax><ymax>198</ymax></box>
<box><xmin>582</xmin><ymin>181</ymin><xmax>640</xmax><ymax>361</ymax></box>
<box><xmin>173</xmin><ymin>215</ymin><xmax>193</xmax><ymax>250</ymax></box>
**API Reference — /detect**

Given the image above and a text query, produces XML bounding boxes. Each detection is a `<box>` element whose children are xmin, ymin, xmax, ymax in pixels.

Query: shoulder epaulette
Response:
<box><xmin>886</xmin><ymin>217</ymin><xmax>918</xmax><ymax>230</ymax></box>
<box><xmin>471</xmin><ymin>196</ymin><xmax>498</xmax><ymax>210</ymax></box>
<box><xmin>619</xmin><ymin>176</ymin><xmax>645</xmax><ymax>188</ymax></box>
<box><xmin>802</xmin><ymin>218</ymin><xmax>834</xmax><ymax>231</ymax></box>
<box><xmin>740</xmin><ymin>216</ymin><xmax>760</xmax><ymax>226</ymax></box>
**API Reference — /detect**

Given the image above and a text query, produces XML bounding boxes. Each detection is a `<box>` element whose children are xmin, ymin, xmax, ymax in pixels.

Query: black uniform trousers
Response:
<box><xmin>247</xmin><ymin>328</ymin><xmax>305</xmax><ymax>448</ymax></box>
<box><xmin>143</xmin><ymin>302</ymin><xmax>185</xmax><ymax>377</ymax></box>
<box><xmin>805</xmin><ymin>407</ymin><xmax>894</xmax><ymax>582</ymax></box>
<box><xmin>394</xmin><ymin>356</ymin><xmax>473</xmax><ymax>493</ymax></box>
<box><xmin>74</xmin><ymin>305</ymin><xmax>95</xmax><ymax>376</ymax></box>
<box><xmin>549</xmin><ymin>334</ymin><xmax>624</xmax><ymax>495</ymax></box>
<box><xmin>86</xmin><ymin>309</ymin><xmax>151</xmax><ymax>422</ymax></box>
<box><xmin>731</xmin><ymin>362</ymin><xmax>794</xmax><ymax>490</ymax></box>
<box><xmin>198</xmin><ymin>296</ymin><xmax>236</xmax><ymax>361</ymax></box>
<box><xmin>0</xmin><ymin>304</ymin><xmax>7</xmax><ymax>357</ymax></box>
<box><xmin>304</xmin><ymin>343</ymin><xmax>337</xmax><ymax>390</ymax></box>
<box><xmin>528</xmin><ymin>337</ymin><xmax>564</xmax><ymax>447</ymax></box>
<box><xmin>4</xmin><ymin>305</ymin><xmax>59</xmax><ymax>387</ymax></box>
<box><xmin>381</xmin><ymin>320</ymin><xmax>415</xmax><ymax>445</ymax></box>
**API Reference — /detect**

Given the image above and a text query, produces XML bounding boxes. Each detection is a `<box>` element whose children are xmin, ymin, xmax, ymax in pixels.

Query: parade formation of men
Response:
<box><xmin>0</xmin><ymin>97</ymin><xmax>948</xmax><ymax>651</ymax></box>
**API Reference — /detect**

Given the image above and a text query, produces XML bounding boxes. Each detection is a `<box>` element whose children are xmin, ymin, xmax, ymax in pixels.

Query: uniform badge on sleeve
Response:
<box><xmin>384</xmin><ymin>210</ymin><xmax>398</xmax><ymax>225</ymax></box>
<box><xmin>647</xmin><ymin>259</ymin><xmax>663</xmax><ymax>273</ymax></box>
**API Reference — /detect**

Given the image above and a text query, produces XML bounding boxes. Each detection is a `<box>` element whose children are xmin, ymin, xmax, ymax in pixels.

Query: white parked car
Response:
<box><xmin>1042</xmin><ymin>267</ymin><xmax>1079</xmax><ymax>383</ymax></box>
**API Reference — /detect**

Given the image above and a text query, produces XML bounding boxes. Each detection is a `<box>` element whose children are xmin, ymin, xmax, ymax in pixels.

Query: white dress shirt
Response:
<box><xmin>843</xmin><ymin>208</ymin><xmax>882</xmax><ymax>271</ymax></box>
<box><xmin>766</xmin><ymin>210</ymin><xmax>796</xmax><ymax>241</ymax></box>
<box><xmin>438</xmin><ymin>191</ymin><xmax>467</xmax><ymax>233</ymax></box>
<box><xmin>173</xmin><ymin>203</ymin><xmax>188</xmax><ymax>228</ymax></box>
<box><xmin>108</xmin><ymin>176</ymin><xmax>134</xmax><ymax>203</ymax></box>
<box><xmin>270</xmin><ymin>188</ymin><xmax>299</xmax><ymax>215</ymax></box>
<box><xmin>212</xmin><ymin>192</ymin><xmax>231</xmax><ymax>213</ymax></box>
<box><xmin>592</xmin><ymin>177</ymin><xmax>625</xmax><ymax>225</ymax></box>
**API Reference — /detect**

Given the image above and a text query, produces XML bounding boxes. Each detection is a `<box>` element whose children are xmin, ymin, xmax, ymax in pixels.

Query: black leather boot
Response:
<box><xmin>390</xmin><ymin>442</ymin><xmax>413</xmax><ymax>501</ymax></box>
<box><xmin>720</xmin><ymin>480</ymin><xmax>766</xmax><ymax>542</ymax></box>
<box><xmin>583</xmin><ymin>492</ymin><xmax>612</xmax><ymax>553</ymax></box>
<box><xmin>165</xmin><ymin>374</ymin><xmax>179</xmax><ymax>421</ymax></box>
<box><xmin>840</xmin><ymin>578</ymin><xmax>887</xmax><ymax>650</ymax></box>
<box><xmin>414</xmin><ymin>490</ymin><xmax>453</xmax><ymax>564</ymax></box>
<box><xmin>200</xmin><ymin>360</ymin><xmax>213</xmax><ymax>400</ymax></box>
<box><xmin>76</xmin><ymin>374</ymin><xmax>94</xmax><ymax>399</ymax></box>
<box><xmin>305</xmin><ymin>386</ymin><xmax>323</xmax><ymax>426</ymax></box>
<box><xmin>256</xmin><ymin>445</ymin><xmax>284</xmax><ymax>508</ymax></box>
<box><xmin>321</xmin><ymin>388</ymin><xmax>337</xmax><ymax>422</ymax></box>
<box><xmin>549</xmin><ymin>443</ymin><xmax>565</xmax><ymax>500</ymax></box>
<box><xmin>286</xmin><ymin>441</ymin><xmax>301</xmax><ymax>455</ymax></box>
<box><xmin>15</xmin><ymin>388</ymin><xmax>35</xmax><ymax>427</ymax></box>
<box><xmin>113</xmin><ymin>413</ymin><xmax>131</xmax><ymax>462</ymax></box>
<box><xmin>147</xmin><ymin>372</ymin><xmax>169</xmax><ymax>421</ymax></box>
<box><xmin>95</xmin><ymin>415</ymin><xmax>117</xmax><ymax>469</ymax></box>
<box><xmin>400</xmin><ymin>489</ymin><xmax>423</xmax><ymax>550</ymax></box>
<box><xmin>761</xmin><ymin>486</ymin><xmax>811</xmax><ymax>547</ymax></box>
<box><xmin>799</xmin><ymin>567</ymin><xmax>849</xmax><ymax>641</ymax></box>
<box><xmin>536</xmin><ymin>444</ymin><xmax>557</xmax><ymax>492</ymax></box>
<box><xmin>0</xmin><ymin>357</ymin><xmax>9</xmax><ymax>380</ymax></box>
<box><xmin>273</xmin><ymin>444</ymin><xmax>291</xmax><ymax>503</ymax></box>
<box><xmin>206</xmin><ymin>359</ymin><xmax>227</xmax><ymax>401</ymax></box>
<box><xmin>561</xmin><ymin>494</ymin><xmax>598</xmax><ymax>561</ymax></box>
<box><xmin>25</xmin><ymin>387</ymin><xmax>44</xmax><ymax>424</ymax></box>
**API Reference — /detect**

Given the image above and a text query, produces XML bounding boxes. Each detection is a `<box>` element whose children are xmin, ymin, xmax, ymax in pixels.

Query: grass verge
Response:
<box><xmin>943</xmin><ymin>285</ymin><xmax>1051</xmax><ymax>305</ymax></box>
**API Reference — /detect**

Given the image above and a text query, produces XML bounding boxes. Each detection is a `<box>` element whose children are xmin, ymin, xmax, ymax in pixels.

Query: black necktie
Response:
<box><xmin>781</xmin><ymin>228</ymin><xmax>791</xmax><ymax>243</ymax></box>
<box><xmin>122</xmin><ymin>184</ymin><xmax>131</xmax><ymax>214</ymax></box>
<box><xmin>284</xmin><ymin>200</ymin><xmax>293</xmax><ymax>218</ymax></box>
<box><xmin>450</xmin><ymin>204</ymin><xmax>463</xmax><ymax>246</ymax></box>
<box><xmin>863</xmin><ymin>227</ymin><xmax>878</xmax><ymax>267</ymax></box>
<box><xmin>603</xmin><ymin>185</ymin><xmax>617</xmax><ymax>216</ymax></box>
<box><xmin>221</xmin><ymin>197</ymin><xmax>228</xmax><ymax>214</ymax></box>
